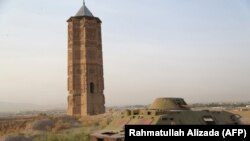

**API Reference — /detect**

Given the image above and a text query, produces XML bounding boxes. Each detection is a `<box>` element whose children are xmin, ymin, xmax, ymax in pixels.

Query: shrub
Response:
<box><xmin>34</xmin><ymin>130</ymin><xmax>89</xmax><ymax>141</ymax></box>
<box><xmin>52</xmin><ymin>120</ymin><xmax>71</xmax><ymax>132</ymax></box>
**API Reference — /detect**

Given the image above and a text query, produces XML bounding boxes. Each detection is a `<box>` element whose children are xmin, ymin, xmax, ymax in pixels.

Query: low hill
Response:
<box><xmin>0</xmin><ymin>102</ymin><xmax>66</xmax><ymax>113</ymax></box>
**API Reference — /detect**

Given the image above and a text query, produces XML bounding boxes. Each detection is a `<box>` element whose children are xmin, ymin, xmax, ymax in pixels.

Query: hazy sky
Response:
<box><xmin>0</xmin><ymin>0</ymin><xmax>250</xmax><ymax>106</ymax></box>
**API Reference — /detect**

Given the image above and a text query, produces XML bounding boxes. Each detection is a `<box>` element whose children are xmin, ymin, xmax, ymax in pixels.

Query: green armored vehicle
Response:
<box><xmin>90</xmin><ymin>98</ymin><xmax>242</xmax><ymax>141</ymax></box>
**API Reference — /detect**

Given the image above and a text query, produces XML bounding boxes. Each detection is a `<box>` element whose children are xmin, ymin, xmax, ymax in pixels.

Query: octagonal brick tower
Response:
<box><xmin>67</xmin><ymin>2</ymin><xmax>105</xmax><ymax>116</ymax></box>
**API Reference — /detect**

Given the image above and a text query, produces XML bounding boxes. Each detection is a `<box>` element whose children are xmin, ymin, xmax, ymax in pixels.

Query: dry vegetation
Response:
<box><xmin>0</xmin><ymin>116</ymin><xmax>41</xmax><ymax>137</ymax></box>
<box><xmin>0</xmin><ymin>111</ymin><xmax>115</xmax><ymax>141</ymax></box>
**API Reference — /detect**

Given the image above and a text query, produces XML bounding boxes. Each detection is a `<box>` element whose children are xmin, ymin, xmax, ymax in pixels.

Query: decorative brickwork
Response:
<box><xmin>67</xmin><ymin>10</ymin><xmax>105</xmax><ymax>116</ymax></box>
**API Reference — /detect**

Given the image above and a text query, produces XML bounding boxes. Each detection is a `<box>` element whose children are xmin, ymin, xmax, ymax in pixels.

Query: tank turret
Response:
<box><xmin>149</xmin><ymin>98</ymin><xmax>190</xmax><ymax>110</ymax></box>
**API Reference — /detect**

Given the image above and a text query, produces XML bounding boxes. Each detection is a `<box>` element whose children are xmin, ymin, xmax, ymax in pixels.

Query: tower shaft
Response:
<box><xmin>67</xmin><ymin>9</ymin><xmax>105</xmax><ymax>116</ymax></box>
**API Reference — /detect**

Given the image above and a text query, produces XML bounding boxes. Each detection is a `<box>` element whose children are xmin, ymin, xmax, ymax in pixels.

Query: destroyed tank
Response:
<box><xmin>90</xmin><ymin>97</ymin><xmax>242</xmax><ymax>141</ymax></box>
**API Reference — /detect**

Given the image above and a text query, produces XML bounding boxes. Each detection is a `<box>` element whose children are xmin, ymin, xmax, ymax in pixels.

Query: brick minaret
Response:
<box><xmin>67</xmin><ymin>2</ymin><xmax>105</xmax><ymax>116</ymax></box>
